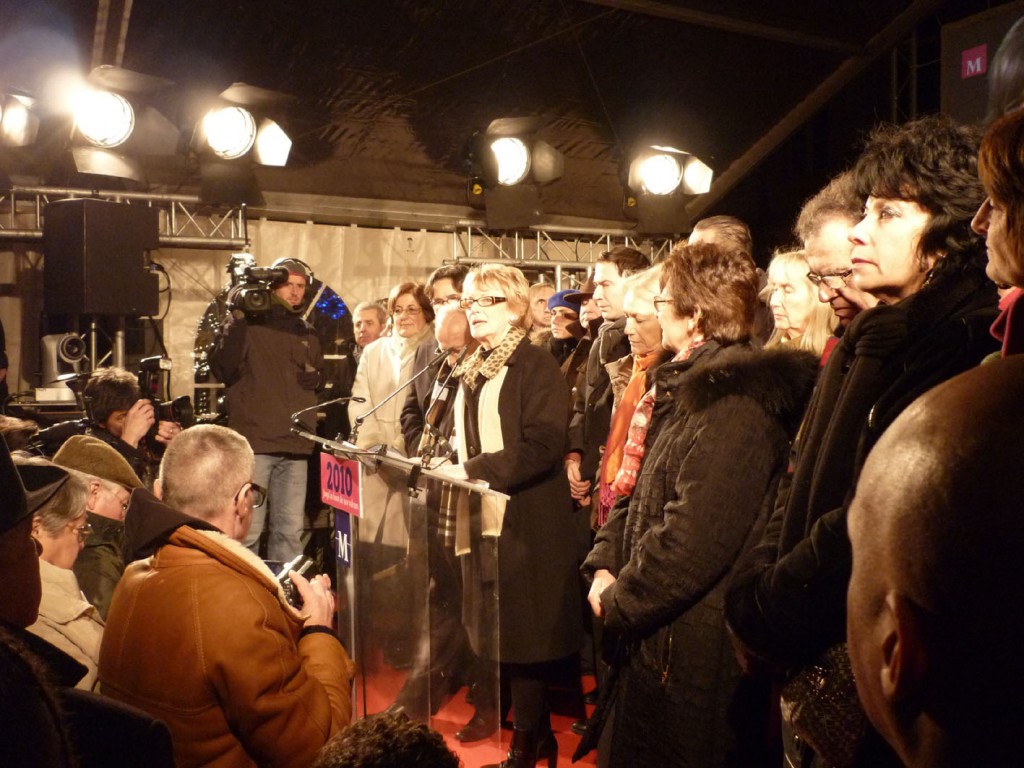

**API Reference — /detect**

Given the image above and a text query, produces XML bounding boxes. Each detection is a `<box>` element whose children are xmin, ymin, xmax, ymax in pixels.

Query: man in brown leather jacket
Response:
<box><xmin>99</xmin><ymin>424</ymin><xmax>354</xmax><ymax>768</ymax></box>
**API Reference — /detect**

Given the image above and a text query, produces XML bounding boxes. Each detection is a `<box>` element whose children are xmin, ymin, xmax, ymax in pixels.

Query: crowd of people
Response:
<box><xmin>8</xmin><ymin>30</ymin><xmax>1024</xmax><ymax>768</ymax></box>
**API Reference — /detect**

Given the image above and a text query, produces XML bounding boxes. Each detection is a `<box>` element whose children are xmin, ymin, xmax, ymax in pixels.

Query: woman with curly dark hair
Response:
<box><xmin>726</xmin><ymin>115</ymin><xmax>1000</xmax><ymax>767</ymax></box>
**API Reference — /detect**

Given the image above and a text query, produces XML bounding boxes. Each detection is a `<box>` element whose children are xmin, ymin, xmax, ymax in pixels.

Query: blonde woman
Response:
<box><xmin>435</xmin><ymin>264</ymin><xmax>583</xmax><ymax>765</ymax></box>
<box><xmin>763</xmin><ymin>249</ymin><xmax>837</xmax><ymax>356</ymax></box>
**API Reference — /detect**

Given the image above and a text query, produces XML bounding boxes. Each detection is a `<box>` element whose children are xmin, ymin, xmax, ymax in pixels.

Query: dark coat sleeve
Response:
<box><xmin>400</xmin><ymin>384</ymin><xmax>425</xmax><ymax>457</ymax></box>
<box><xmin>208</xmin><ymin>313</ymin><xmax>248</xmax><ymax>386</ymax></box>
<box><xmin>600</xmin><ymin>397</ymin><xmax>784</xmax><ymax>639</ymax></box>
<box><xmin>464</xmin><ymin>348</ymin><xmax>569</xmax><ymax>492</ymax></box>
<box><xmin>581</xmin><ymin>494</ymin><xmax>630</xmax><ymax>579</ymax></box>
<box><xmin>726</xmin><ymin>501</ymin><xmax>851</xmax><ymax>667</ymax></box>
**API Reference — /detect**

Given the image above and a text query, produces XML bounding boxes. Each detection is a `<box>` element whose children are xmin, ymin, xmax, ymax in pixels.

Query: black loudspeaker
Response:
<box><xmin>43</xmin><ymin>198</ymin><xmax>160</xmax><ymax>316</ymax></box>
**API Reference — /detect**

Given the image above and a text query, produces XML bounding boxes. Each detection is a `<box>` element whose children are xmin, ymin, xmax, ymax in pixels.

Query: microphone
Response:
<box><xmin>291</xmin><ymin>396</ymin><xmax>366</xmax><ymax>430</ymax></box>
<box><xmin>349</xmin><ymin>347</ymin><xmax>450</xmax><ymax>445</ymax></box>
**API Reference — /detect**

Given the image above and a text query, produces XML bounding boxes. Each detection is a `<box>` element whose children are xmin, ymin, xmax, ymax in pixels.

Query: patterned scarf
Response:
<box><xmin>596</xmin><ymin>349</ymin><xmax>662</xmax><ymax>526</ymax></box>
<box><xmin>454</xmin><ymin>325</ymin><xmax>527</xmax><ymax>391</ymax></box>
<box><xmin>610</xmin><ymin>339</ymin><xmax>705</xmax><ymax>498</ymax></box>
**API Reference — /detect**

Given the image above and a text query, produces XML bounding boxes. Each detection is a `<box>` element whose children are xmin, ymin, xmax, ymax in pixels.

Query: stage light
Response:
<box><xmin>74</xmin><ymin>89</ymin><xmax>135</xmax><ymax>148</ymax></box>
<box><xmin>682</xmin><ymin>155</ymin><xmax>713</xmax><ymax>195</ymax></box>
<box><xmin>254</xmin><ymin>118</ymin><xmax>291</xmax><ymax>166</ymax></box>
<box><xmin>628</xmin><ymin>146</ymin><xmax>713</xmax><ymax>197</ymax></box>
<box><xmin>0</xmin><ymin>94</ymin><xmax>39</xmax><ymax>147</ymax></box>
<box><xmin>203</xmin><ymin>106</ymin><xmax>257</xmax><ymax>160</ymax></box>
<box><xmin>635</xmin><ymin>151</ymin><xmax>683</xmax><ymax>195</ymax></box>
<box><xmin>490</xmin><ymin>137</ymin><xmax>530</xmax><ymax>186</ymax></box>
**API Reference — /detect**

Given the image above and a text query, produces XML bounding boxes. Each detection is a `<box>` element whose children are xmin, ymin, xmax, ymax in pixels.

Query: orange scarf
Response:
<box><xmin>596</xmin><ymin>350</ymin><xmax>660</xmax><ymax>525</ymax></box>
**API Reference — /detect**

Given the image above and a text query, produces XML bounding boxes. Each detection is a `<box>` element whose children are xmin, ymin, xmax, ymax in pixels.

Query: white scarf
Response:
<box><xmin>452</xmin><ymin>367</ymin><xmax>509</xmax><ymax>555</ymax></box>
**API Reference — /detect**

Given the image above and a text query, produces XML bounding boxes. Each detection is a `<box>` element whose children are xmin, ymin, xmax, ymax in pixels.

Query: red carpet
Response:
<box><xmin>360</xmin><ymin>665</ymin><xmax>599</xmax><ymax>767</ymax></box>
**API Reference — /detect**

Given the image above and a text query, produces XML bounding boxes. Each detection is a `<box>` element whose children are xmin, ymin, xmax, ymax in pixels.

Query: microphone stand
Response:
<box><xmin>290</xmin><ymin>395</ymin><xmax>366</xmax><ymax>432</ymax></box>
<box><xmin>348</xmin><ymin>347</ymin><xmax>449</xmax><ymax>446</ymax></box>
<box><xmin>418</xmin><ymin>345</ymin><xmax>469</xmax><ymax>467</ymax></box>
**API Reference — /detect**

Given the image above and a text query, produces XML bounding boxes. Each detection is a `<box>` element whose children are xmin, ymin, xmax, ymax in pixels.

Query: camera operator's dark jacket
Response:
<box><xmin>210</xmin><ymin>303</ymin><xmax>323</xmax><ymax>456</ymax></box>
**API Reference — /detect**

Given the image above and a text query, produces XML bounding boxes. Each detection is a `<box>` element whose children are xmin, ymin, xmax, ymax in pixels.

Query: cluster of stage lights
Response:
<box><xmin>68</xmin><ymin>86</ymin><xmax>292</xmax><ymax>166</ymax></box>
<box><xmin>629</xmin><ymin>145</ymin><xmax>714</xmax><ymax>196</ymax></box>
<box><xmin>482</xmin><ymin>135</ymin><xmax>713</xmax><ymax>196</ymax></box>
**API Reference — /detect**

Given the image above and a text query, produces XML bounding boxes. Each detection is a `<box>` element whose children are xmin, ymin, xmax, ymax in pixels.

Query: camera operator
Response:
<box><xmin>83</xmin><ymin>367</ymin><xmax>182</xmax><ymax>486</ymax></box>
<box><xmin>209</xmin><ymin>258</ymin><xmax>323</xmax><ymax>563</ymax></box>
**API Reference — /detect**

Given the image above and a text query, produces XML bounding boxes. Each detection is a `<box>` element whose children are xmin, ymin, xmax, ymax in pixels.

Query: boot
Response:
<box><xmin>483</xmin><ymin>726</ymin><xmax>558</xmax><ymax>768</ymax></box>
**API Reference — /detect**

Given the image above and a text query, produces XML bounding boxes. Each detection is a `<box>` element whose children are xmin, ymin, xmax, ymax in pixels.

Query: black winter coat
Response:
<box><xmin>726</xmin><ymin>274</ymin><xmax>999</xmax><ymax>670</ymax></box>
<box><xmin>584</xmin><ymin>342</ymin><xmax>818</xmax><ymax>768</ymax></box>
<box><xmin>209</xmin><ymin>303</ymin><xmax>323</xmax><ymax>456</ymax></box>
<box><xmin>461</xmin><ymin>339</ymin><xmax>588</xmax><ymax>663</ymax></box>
<box><xmin>567</xmin><ymin>317</ymin><xmax>630</xmax><ymax>479</ymax></box>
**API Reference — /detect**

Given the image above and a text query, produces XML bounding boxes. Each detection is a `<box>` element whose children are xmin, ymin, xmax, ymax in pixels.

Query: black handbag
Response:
<box><xmin>779</xmin><ymin>643</ymin><xmax>868</xmax><ymax>768</ymax></box>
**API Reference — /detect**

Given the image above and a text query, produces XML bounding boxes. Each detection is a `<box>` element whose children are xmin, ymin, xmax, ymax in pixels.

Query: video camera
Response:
<box><xmin>226</xmin><ymin>253</ymin><xmax>290</xmax><ymax>316</ymax></box>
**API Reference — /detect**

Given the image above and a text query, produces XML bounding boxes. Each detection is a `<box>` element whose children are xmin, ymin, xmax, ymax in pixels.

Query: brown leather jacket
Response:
<box><xmin>100</xmin><ymin>524</ymin><xmax>353</xmax><ymax>768</ymax></box>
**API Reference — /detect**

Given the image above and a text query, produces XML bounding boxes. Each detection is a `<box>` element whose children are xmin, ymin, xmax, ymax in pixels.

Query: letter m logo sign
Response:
<box><xmin>962</xmin><ymin>44</ymin><xmax>987</xmax><ymax>79</ymax></box>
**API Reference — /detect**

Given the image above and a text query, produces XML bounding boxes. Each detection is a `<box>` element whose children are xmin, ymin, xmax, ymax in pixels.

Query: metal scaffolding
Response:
<box><xmin>0</xmin><ymin>186</ymin><xmax>248</xmax><ymax>249</ymax></box>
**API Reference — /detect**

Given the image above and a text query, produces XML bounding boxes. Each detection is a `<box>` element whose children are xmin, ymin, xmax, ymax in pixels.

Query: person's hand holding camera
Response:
<box><xmin>154</xmin><ymin>420</ymin><xmax>183</xmax><ymax>445</ymax></box>
<box><xmin>290</xmin><ymin>571</ymin><xmax>336</xmax><ymax>629</ymax></box>
<box><xmin>120</xmin><ymin>399</ymin><xmax>156</xmax><ymax>448</ymax></box>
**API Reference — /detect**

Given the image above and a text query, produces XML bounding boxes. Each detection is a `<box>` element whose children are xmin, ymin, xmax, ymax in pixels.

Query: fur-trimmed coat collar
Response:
<box><xmin>652</xmin><ymin>341</ymin><xmax>819</xmax><ymax>439</ymax></box>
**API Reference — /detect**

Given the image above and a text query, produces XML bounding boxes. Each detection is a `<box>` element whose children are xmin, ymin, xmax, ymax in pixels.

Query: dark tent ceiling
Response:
<box><xmin>1</xmin><ymin>0</ymin><xmax>1019</xmax><ymax>257</ymax></box>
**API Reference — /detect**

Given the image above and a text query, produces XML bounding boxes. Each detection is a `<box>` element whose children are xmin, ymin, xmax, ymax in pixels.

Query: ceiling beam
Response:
<box><xmin>685</xmin><ymin>0</ymin><xmax>948</xmax><ymax>223</ymax></box>
<box><xmin>578</xmin><ymin>0</ymin><xmax>861</xmax><ymax>55</ymax></box>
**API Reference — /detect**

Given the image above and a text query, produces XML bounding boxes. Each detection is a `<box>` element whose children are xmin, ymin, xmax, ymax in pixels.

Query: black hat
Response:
<box><xmin>14</xmin><ymin>461</ymin><xmax>69</xmax><ymax>516</ymax></box>
<box><xmin>0</xmin><ymin>436</ymin><xmax>29</xmax><ymax>534</ymax></box>
<box><xmin>564</xmin><ymin>276</ymin><xmax>595</xmax><ymax>306</ymax></box>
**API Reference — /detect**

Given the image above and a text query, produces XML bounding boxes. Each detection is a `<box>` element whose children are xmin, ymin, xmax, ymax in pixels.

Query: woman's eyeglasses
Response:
<box><xmin>806</xmin><ymin>269</ymin><xmax>853</xmax><ymax>290</ymax></box>
<box><xmin>68</xmin><ymin>521</ymin><xmax>93</xmax><ymax>542</ymax></box>
<box><xmin>392</xmin><ymin>306</ymin><xmax>423</xmax><ymax>316</ymax></box>
<box><xmin>652</xmin><ymin>296</ymin><xmax>673</xmax><ymax>312</ymax></box>
<box><xmin>459</xmin><ymin>296</ymin><xmax>508</xmax><ymax>309</ymax></box>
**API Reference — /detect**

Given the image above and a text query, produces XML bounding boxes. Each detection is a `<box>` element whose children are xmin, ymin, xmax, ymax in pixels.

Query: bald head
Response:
<box><xmin>848</xmin><ymin>357</ymin><xmax>1024</xmax><ymax>765</ymax></box>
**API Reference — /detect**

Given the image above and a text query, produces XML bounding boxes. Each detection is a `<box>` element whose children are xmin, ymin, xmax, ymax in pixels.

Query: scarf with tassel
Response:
<box><xmin>608</xmin><ymin>339</ymin><xmax>705</xmax><ymax>500</ymax></box>
<box><xmin>596</xmin><ymin>349</ymin><xmax>662</xmax><ymax>526</ymax></box>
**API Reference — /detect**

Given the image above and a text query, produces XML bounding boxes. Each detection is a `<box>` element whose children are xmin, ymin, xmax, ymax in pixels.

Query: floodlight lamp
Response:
<box><xmin>254</xmin><ymin>118</ymin><xmax>291</xmax><ymax>166</ymax></box>
<box><xmin>636</xmin><ymin>152</ymin><xmax>683</xmax><ymax>195</ymax></box>
<box><xmin>491</xmin><ymin>137</ymin><xmax>530</xmax><ymax>186</ymax></box>
<box><xmin>75</xmin><ymin>89</ymin><xmax>135</xmax><ymax>148</ymax></box>
<box><xmin>0</xmin><ymin>94</ymin><xmax>39</xmax><ymax>147</ymax></box>
<box><xmin>682</xmin><ymin>155</ymin><xmax>713</xmax><ymax>194</ymax></box>
<box><xmin>203</xmin><ymin>106</ymin><xmax>257</xmax><ymax>160</ymax></box>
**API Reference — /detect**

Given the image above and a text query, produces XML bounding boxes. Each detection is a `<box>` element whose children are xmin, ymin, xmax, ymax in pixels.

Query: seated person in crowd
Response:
<box><xmin>847</xmin><ymin>356</ymin><xmax>1024</xmax><ymax>767</ymax></box>
<box><xmin>313</xmin><ymin>712</ymin><xmax>459</xmax><ymax>768</ymax></box>
<box><xmin>19</xmin><ymin>457</ymin><xmax>104</xmax><ymax>691</ymax></box>
<box><xmin>100</xmin><ymin>424</ymin><xmax>354</xmax><ymax>768</ymax></box>
<box><xmin>83</xmin><ymin>367</ymin><xmax>182</xmax><ymax>486</ymax></box>
<box><xmin>53</xmin><ymin>434</ymin><xmax>142</xmax><ymax>619</ymax></box>
<box><xmin>1</xmin><ymin>440</ymin><xmax>175</xmax><ymax>767</ymax></box>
